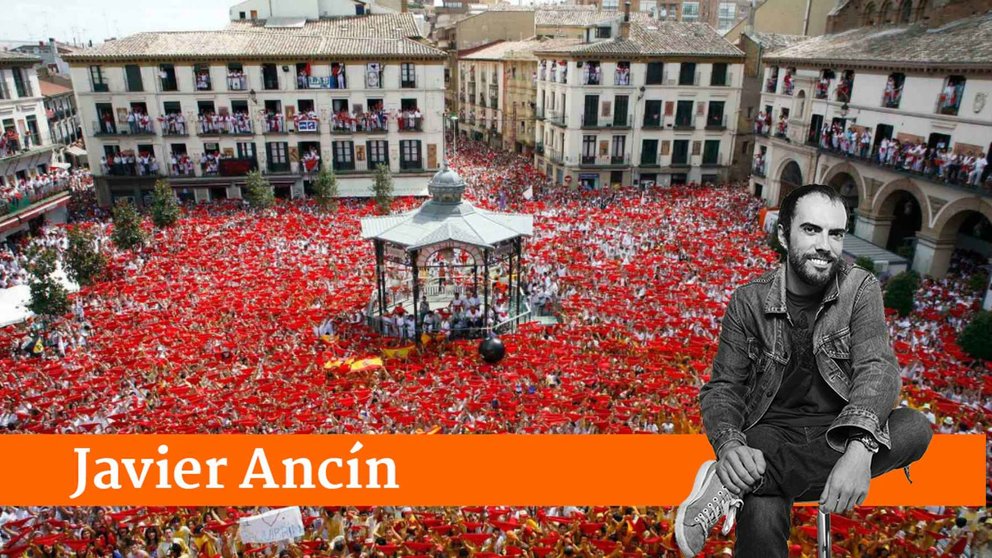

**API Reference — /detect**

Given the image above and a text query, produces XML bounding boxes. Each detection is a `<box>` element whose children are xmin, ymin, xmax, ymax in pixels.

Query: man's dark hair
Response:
<box><xmin>777</xmin><ymin>184</ymin><xmax>844</xmax><ymax>242</ymax></box>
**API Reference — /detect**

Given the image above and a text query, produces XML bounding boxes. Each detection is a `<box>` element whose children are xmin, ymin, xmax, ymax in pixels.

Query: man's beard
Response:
<box><xmin>788</xmin><ymin>248</ymin><xmax>840</xmax><ymax>289</ymax></box>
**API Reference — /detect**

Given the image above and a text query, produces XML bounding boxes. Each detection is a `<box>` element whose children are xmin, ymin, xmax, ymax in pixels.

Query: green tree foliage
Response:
<box><xmin>959</xmin><ymin>310</ymin><xmax>992</xmax><ymax>361</ymax></box>
<box><xmin>313</xmin><ymin>166</ymin><xmax>339</xmax><ymax>212</ymax></box>
<box><xmin>111</xmin><ymin>200</ymin><xmax>148</xmax><ymax>251</ymax></box>
<box><xmin>25</xmin><ymin>245</ymin><xmax>70</xmax><ymax>321</ymax></box>
<box><xmin>372</xmin><ymin>164</ymin><xmax>394</xmax><ymax>215</ymax></box>
<box><xmin>150</xmin><ymin>180</ymin><xmax>180</xmax><ymax>228</ymax></box>
<box><xmin>883</xmin><ymin>270</ymin><xmax>920</xmax><ymax>318</ymax></box>
<box><xmin>65</xmin><ymin>226</ymin><xmax>106</xmax><ymax>287</ymax></box>
<box><xmin>244</xmin><ymin>170</ymin><xmax>275</xmax><ymax>211</ymax></box>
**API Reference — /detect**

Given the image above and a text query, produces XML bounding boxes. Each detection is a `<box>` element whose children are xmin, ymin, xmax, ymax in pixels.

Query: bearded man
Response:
<box><xmin>675</xmin><ymin>184</ymin><xmax>932</xmax><ymax>557</ymax></box>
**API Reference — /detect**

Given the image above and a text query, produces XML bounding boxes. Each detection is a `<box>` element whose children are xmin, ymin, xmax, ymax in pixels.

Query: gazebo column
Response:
<box><xmin>375</xmin><ymin>240</ymin><xmax>387</xmax><ymax>335</ymax></box>
<box><xmin>483</xmin><ymin>249</ymin><xmax>491</xmax><ymax>335</ymax></box>
<box><xmin>507</xmin><ymin>245</ymin><xmax>514</xmax><ymax>330</ymax></box>
<box><xmin>411</xmin><ymin>249</ymin><xmax>421</xmax><ymax>345</ymax></box>
<box><xmin>514</xmin><ymin>238</ymin><xmax>522</xmax><ymax>326</ymax></box>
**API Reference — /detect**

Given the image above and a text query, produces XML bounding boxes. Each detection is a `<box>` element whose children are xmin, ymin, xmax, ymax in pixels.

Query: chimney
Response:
<box><xmin>620</xmin><ymin>1</ymin><xmax>631</xmax><ymax>39</ymax></box>
<box><xmin>402</xmin><ymin>0</ymin><xmax>409</xmax><ymax>13</ymax></box>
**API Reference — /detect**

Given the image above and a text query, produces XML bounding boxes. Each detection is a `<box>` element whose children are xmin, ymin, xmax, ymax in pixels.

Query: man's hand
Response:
<box><xmin>819</xmin><ymin>441</ymin><xmax>872</xmax><ymax>513</ymax></box>
<box><xmin>716</xmin><ymin>443</ymin><xmax>766</xmax><ymax>495</ymax></box>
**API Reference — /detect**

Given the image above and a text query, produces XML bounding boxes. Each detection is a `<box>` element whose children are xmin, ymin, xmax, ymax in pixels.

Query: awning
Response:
<box><xmin>50</xmin><ymin>162</ymin><xmax>71</xmax><ymax>170</ymax></box>
<box><xmin>65</xmin><ymin>146</ymin><xmax>87</xmax><ymax>157</ymax></box>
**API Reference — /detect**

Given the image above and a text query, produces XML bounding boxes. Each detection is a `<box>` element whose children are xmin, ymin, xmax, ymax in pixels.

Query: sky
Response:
<box><xmin>4</xmin><ymin>0</ymin><xmax>236</xmax><ymax>45</ymax></box>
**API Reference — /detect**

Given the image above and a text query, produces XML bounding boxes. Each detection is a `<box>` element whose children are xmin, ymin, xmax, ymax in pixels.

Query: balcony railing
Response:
<box><xmin>546</xmin><ymin>111</ymin><xmax>566</xmax><ymax>127</ymax></box>
<box><xmin>262</xmin><ymin>118</ymin><xmax>288</xmax><ymax>134</ymax></box>
<box><xmin>673</xmin><ymin>115</ymin><xmax>696</xmax><ymax>130</ymax></box>
<box><xmin>398</xmin><ymin>116</ymin><xmax>423</xmax><ymax>132</ymax></box>
<box><xmin>614</xmin><ymin>70</ymin><xmax>632</xmax><ymax>86</ymax></box>
<box><xmin>546</xmin><ymin>149</ymin><xmax>565</xmax><ymax>165</ymax></box>
<box><xmin>103</xmin><ymin>161</ymin><xmax>163</xmax><ymax>178</ymax></box>
<box><xmin>93</xmin><ymin>119</ymin><xmax>155</xmax><ymax>136</ymax></box>
<box><xmin>227</xmin><ymin>75</ymin><xmax>248</xmax><ymax>91</ymax></box>
<box><xmin>577</xmin><ymin>154</ymin><xmax>630</xmax><ymax>167</ymax></box>
<box><xmin>197</xmin><ymin>118</ymin><xmax>254</xmax><ymax>136</ymax></box>
<box><xmin>332</xmin><ymin>113</ymin><xmax>389</xmax><ymax>133</ymax></box>
<box><xmin>0</xmin><ymin>134</ymin><xmax>43</xmax><ymax>159</ymax></box>
<box><xmin>267</xmin><ymin>163</ymin><xmax>292</xmax><ymax>174</ymax></box>
<box><xmin>581</xmin><ymin>115</ymin><xmax>632</xmax><ymax>129</ymax></box>
<box><xmin>752</xmin><ymin>161</ymin><xmax>766</xmax><ymax>177</ymax></box>
<box><xmin>159</xmin><ymin>116</ymin><xmax>189</xmax><ymax>136</ymax></box>
<box><xmin>535</xmin><ymin>107</ymin><xmax>545</xmax><ymax>120</ymax></box>
<box><xmin>705</xmin><ymin>114</ymin><xmax>728</xmax><ymax>130</ymax></box>
<box><xmin>294</xmin><ymin>118</ymin><xmax>320</xmax><ymax>134</ymax></box>
<box><xmin>399</xmin><ymin>159</ymin><xmax>424</xmax><ymax>171</ymax></box>
<box><xmin>2</xmin><ymin>179</ymin><xmax>71</xmax><ymax>217</ymax></box>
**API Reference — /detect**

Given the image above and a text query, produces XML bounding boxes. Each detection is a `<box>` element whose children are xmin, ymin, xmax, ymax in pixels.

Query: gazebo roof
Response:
<box><xmin>360</xmin><ymin>165</ymin><xmax>533</xmax><ymax>250</ymax></box>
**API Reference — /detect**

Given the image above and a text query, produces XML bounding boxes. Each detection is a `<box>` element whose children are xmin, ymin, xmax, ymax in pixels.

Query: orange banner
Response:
<box><xmin>0</xmin><ymin>434</ymin><xmax>982</xmax><ymax>506</ymax></box>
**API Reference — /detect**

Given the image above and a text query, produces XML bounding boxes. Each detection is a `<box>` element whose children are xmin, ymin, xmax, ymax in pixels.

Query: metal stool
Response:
<box><xmin>816</xmin><ymin>508</ymin><xmax>831</xmax><ymax>558</ymax></box>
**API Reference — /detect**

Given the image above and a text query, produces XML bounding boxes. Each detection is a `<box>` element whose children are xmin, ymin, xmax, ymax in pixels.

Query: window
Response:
<box><xmin>596</xmin><ymin>27</ymin><xmax>611</xmax><ymax>38</ymax></box>
<box><xmin>646</xmin><ymin>62</ymin><xmax>664</xmax><ymax>85</ymax></box>
<box><xmin>614</xmin><ymin>95</ymin><xmax>629</xmax><ymax>126</ymax></box>
<box><xmin>25</xmin><ymin>115</ymin><xmax>40</xmax><ymax>146</ymax></box>
<box><xmin>938</xmin><ymin>75</ymin><xmax>965</xmax><ymax>116</ymax></box>
<box><xmin>643</xmin><ymin>100</ymin><xmax>662</xmax><ymax>127</ymax></box>
<box><xmin>0</xmin><ymin>75</ymin><xmax>7</xmax><ymax>99</ymax></box>
<box><xmin>90</xmin><ymin>65</ymin><xmax>108</xmax><ymax>92</ymax></box>
<box><xmin>333</xmin><ymin>141</ymin><xmax>355</xmax><ymax>171</ymax></box>
<box><xmin>582</xmin><ymin>135</ymin><xmax>596</xmax><ymax>164</ymax></box>
<box><xmin>266</xmin><ymin>142</ymin><xmax>289</xmax><ymax>172</ymax></box>
<box><xmin>765</xmin><ymin>66</ymin><xmax>779</xmax><ymax>93</ymax></box>
<box><xmin>159</xmin><ymin>64</ymin><xmax>178</xmax><ymax>91</ymax></box>
<box><xmin>367</xmin><ymin>140</ymin><xmax>389</xmax><ymax>166</ymax></box>
<box><xmin>227</xmin><ymin>63</ymin><xmax>247</xmax><ymax>90</ymax></box>
<box><xmin>611</xmin><ymin>136</ymin><xmax>626</xmax><ymax>164</ymax></box>
<box><xmin>583</xmin><ymin>61</ymin><xmax>601</xmax><ymax>85</ymax></box>
<box><xmin>717</xmin><ymin>1</ymin><xmax>737</xmax><ymax>30</ymax></box>
<box><xmin>836</xmin><ymin>70</ymin><xmax>854</xmax><ymax>103</ymax></box>
<box><xmin>641</xmin><ymin>139</ymin><xmax>658</xmax><ymax>165</ymax></box>
<box><xmin>602</xmin><ymin>0</ymin><xmax>619</xmax><ymax>8</ymax></box>
<box><xmin>400</xmin><ymin>140</ymin><xmax>422</xmax><ymax>169</ymax></box>
<box><xmin>706</xmin><ymin>101</ymin><xmax>725</xmax><ymax>128</ymax></box>
<box><xmin>615</xmin><ymin>61</ymin><xmax>631</xmax><ymax>85</ymax></box>
<box><xmin>679</xmin><ymin>62</ymin><xmax>696</xmax><ymax>86</ymax></box>
<box><xmin>702</xmin><ymin>140</ymin><xmax>720</xmax><ymax>165</ymax></box>
<box><xmin>671</xmin><ymin>140</ymin><xmax>689</xmax><ymax>165</ymax></box>
<box><xmin>882</xmin><ymin>72</ymin><xmax>905</xmax><ymax>108</ymax></box>
<box><xmin>95</xmin><ymin>102</ymin><xmax>116</xmax><ymax>134</ymax></box>
<box><xmin>640</xmin><ymin>0</ymin><xmax>657</xmax><ymax>13</ymax></box>
<box><xmin>675</xmin><ymin>100</ymin><xmax>694</xmax><ymax>127</ymax></box>
<box><xmin>401</xmin><ymin>63</ymin><xmax>416</xmax><ymax>88</ymax></box>
<box><xmin>193</xmin><ymin>64</ymin><xmax>212</xmax><ymax>91</ymax></box>
<box><xmin>125</xmin><ymin>65</ymin><xmax>143</xmax><ymax>92</ymax></box>
<box><xmin>11</xmin><ymin>68</ymin><xmax>30</xmax><ymax>97</ymax></box>
<box><xmin>711</xmin><ymin>63</ymin><xmax>728</xmax><ymax>86</ymax></box>
<box><xmin>239</xmin><ymin>11</ymin><xmax>246</xmax><ymax>18</ymax></box>
<box><xmin>681</xmin><ymin>1</ymin><xmax>700</xmax><ymax>21</ymax></box>
<box><xmin>262</xmin><ymin>64</ymin><xmax>279</xmax><ymax>90</ymax></box>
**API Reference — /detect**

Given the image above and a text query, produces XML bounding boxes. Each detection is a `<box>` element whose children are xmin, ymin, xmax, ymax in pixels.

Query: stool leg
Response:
<box><xmin>817</xmin><ymin>508</ymin><xmax>831</xmax><ymax>558</ymax></box>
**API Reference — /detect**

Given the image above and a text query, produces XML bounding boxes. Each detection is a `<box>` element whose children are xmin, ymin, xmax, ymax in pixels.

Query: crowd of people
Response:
<box><xmin>0</xmin><ymin>139</ymin><xmax>989</xmax><ymax>554</ymax></box>
<box><xmin>198</xmin><ymin>112</ymin><xmax>253</xmax><ymax>135</ymax></box>
<box><xmin>99</xmin><ymin>151</ymin><xmax>161</xmax><ymax>177</ymax></box>
<box><xmin>332</xmin><ymin>107</ymin><xmax>389</xmax><ymax>133</ymax></box>
<box><xmin>1</xmin><ymin>168</ymin><xmax>92</xmax><ymax>217</ymax></box>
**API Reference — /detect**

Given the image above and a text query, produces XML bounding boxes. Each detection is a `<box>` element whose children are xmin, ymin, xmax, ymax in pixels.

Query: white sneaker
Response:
<box><xmin>675</xmin><ymin>460</ymin><xmax>743</xmax><ymax>557</ymax></box>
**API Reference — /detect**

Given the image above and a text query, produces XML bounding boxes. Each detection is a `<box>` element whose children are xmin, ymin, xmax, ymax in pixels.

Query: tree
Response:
<box><xmin>65</xmin><ymin>226</ymin><xmax>107</xmax><ymax>287</ymax></box>
<box><xmin>883</xmin><ymin>270</ymin><xmax>920</xmax><ymax>318</ymax></box>
<box><xmin>313</xmin><ymin>166</ymin><xmax>339</xmax><ymax>212</ymax></box>
<box><xmin>854</xmin><ymin>256</ymin><xmax>876</xmax><ymax>275</ymax></box>
<box><xmin>25</xmin><ymin>245</ymin><xmax>70</xmax><ymax>322</ymax></box>
<box><xmin>111</xmin><ymin>200</ymin><xmax>148</xmax><ymax>251</ymax></box>
<box><xmin>371</xmin><ymin>163</ymin><xmax>394</xmax><ymax>215</ymax></box>
<box><xmin>150</xmin><ymin>180</ymin><xmax>180</xmax><ymax>228</ymax></box>
<box><xmin>959</xmin><ymin>310</ymin><xmax>992</xmax><ymax>361</ymax></box>
<box><xmin>243</xmin><ymin>170</ymin><xmax>275</xmax><ymax>211</ymax></box>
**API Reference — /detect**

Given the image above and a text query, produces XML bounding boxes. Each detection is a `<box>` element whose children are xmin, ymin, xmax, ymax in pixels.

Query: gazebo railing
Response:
<box><xmin>364</xmin><ymin>287</ymin><xmax>533</xmax><ymax>339</ymax></box>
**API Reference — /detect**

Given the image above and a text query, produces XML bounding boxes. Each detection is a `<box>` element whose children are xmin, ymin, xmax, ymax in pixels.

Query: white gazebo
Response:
<box><xmin>360</xmin><ymin>163</ymin><xmax>533</xmax><ymax>341</ymax></box>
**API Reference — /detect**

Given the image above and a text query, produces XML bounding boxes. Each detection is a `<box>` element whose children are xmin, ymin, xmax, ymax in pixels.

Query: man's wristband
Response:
<box><xmin>846</xmin><ymin>432</ymin><xmax>880</xmax><ymax>454</ymax></box>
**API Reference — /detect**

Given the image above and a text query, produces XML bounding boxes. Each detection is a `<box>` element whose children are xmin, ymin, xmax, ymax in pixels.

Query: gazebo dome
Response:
<box><xmin>428</xmin><ymin>162</ymin><xmax>466</xmax><ymax>204</ymax></box>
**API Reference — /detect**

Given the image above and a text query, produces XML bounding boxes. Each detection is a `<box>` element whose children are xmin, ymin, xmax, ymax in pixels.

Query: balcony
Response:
<box><xmin>262</xmin><ymin>118</ymin><xmax>288</xmax><ymax>134</ymax></box>
<box><xmin>614</xmin><ymin>70</ymin><xmax>632</xmax><ymax>86</ymax></box>
<box><xmin>103</xmin><ymin>160</ymin><xmax>164</xmax><ymax>179</ymax></box>
<box><xmin>160</xmin><ymin>117</ymin><xmax>189</xmax><ymax>137</ymax></box>
<box><xmin>672</xmin><ymin>116</ymin><xmax>696</xmax><ymax>130</ymax></box>
<box><xmin>93</xmin><ymin>120</ymin><xmax>155</xmax><ymax>137</ymax></box>
<box><xmin>705</xmin><ymin>114</ymin><xmax>728</xmax><ymax>130</ymax></box>
<box><xmin>196</xmin><ymin>117</ymin><xmax>254</xmax><ymax>136</ymax></box>
<box><xmin>332</xmin><ymin>160</ymin><xmax>355</xmax><ymax>172</ymax></box>
<box><xmin>546</xmin><ymin>111</ymin><xmax>566</xmax><ymax>127</ymax></box>
<box><xmin>227</xmin><ymin>75</ymin><xmax>248</xmax><ymax>91</ymax></box>
<box><xmin>701</xmin><ymin>153</ymin><xmax>724</xmax><ymax>167</ymax></box>
<box><xmin>639</xmin><ymin>156</ymin><xmax>659</xmax><ymax>168</ymax></box>
<box><xmin>294</xmin><ymin>118</ymin><xmax>320</xmax><ymax>134</ymax></box>
<box><xmin>266</xmin><ymin>163</ymin><xmax>292</xmax><ymax>174</ymax></box>
<box><xmin>398</xmin><ymin>116</ymin><xmax>423</xmax><ymax>132</ymax></box>
<box><xmin>535</xmin><ymin>107</ymin><xmax>545</xmax><ymax>120</ymax></box>
<box><xmin>1</xmin><ymin>180</ymin><xmax>71</xmax><ymax>218</ymax></box>
<box><xmin>0</xmin><ymin>134</ymin><xmax>43</xmax><ymax>160</ymax></box>
<box><xmin>579</xmin><ymin>154</ymin><xmax>630</xmax><ymax>168</ymax></box>
<box><xmin>399</xmin><ymin>159</ymin><xmax>424</xmax><ymax>172</ymax></box>
<box><xmin>546</xmin><ymin>149</ymin><xmax>565</xmax><ymax>165</ymax></box>
<box><xmin>581</xmin><ymin>115</ymin><xmax>632</xmax><ymax>129</ymax></box>
<box><xmin>752</xmin><ymin>160</ymin><xmax>766</xmax><ymax>177</ymax></box>
<box><xmin>332</xmin><ymin>113</ymin><xmax>389</xmax><ymax>134</ymax></box>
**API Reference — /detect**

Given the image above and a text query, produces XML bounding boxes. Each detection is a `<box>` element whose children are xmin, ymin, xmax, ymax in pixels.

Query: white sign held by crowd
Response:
<box><xmin>238</xmin><ymin>506</ymin><xmax>305</xmax><ymax>543</ymax></box>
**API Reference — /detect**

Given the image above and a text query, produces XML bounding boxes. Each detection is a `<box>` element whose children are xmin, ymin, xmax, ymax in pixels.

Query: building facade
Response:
<box><xmin>1</xmin><ymin>51</ymin><xmax>64</xmax><ymax>238</ymax></box>
<box><xmin>64</xmin><ymin>14</ymin><xmax>447</xmax><ymax>206</ymax></box>
<box><xmin>751</xmin><ymin>11</ymin><xmax>992</xmax><ymax>278</ymax></box>
<box><xmin>40</xmin><ymin>79</ymin><xmax>82</xmax><ymax>149</ymax></box>
<box><xmin>533</xmin><ymin>18</ymin><xmax>744</xmax><ymax>189</ymax></box>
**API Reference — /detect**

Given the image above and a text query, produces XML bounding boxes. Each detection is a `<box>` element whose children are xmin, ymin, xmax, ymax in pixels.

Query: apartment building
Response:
<box><xmin>751</xmin><ymin>10</ymin><xmax>992</xmax><ymax>278</ymax></box>
<box><xmin>533</xmin><ymin>14</ymin><xmax>744</xmax><ymax>189</ymax></box>
<box><xmin>64</xmin><ymin>13</ymin><xmax>447</xmax><ymax>206</ymax></box>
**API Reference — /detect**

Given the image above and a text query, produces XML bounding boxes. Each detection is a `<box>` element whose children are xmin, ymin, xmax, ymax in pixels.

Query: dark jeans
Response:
<box><xmin>735</xmin><ymin>408</ymin><xmax>932</xmax><ymax>558</ymax></box>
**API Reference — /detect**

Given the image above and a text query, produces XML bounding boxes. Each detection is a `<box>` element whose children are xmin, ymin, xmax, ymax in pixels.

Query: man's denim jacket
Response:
<box><xmin>700</xmin><ymin>261</ymin><xmax>900</xmax><ymax>456</ymax></box>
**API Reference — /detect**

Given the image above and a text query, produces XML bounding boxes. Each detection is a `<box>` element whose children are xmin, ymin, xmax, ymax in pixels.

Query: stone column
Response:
<box><xmin>854</xmin><ymin>211</ymin><xmax>894</xmax><ymax>247</ymax></box>
<box><xmin>912</xmin><ymin>232</ymin><xmax>955</xmax><ymax>279</ymax></box>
